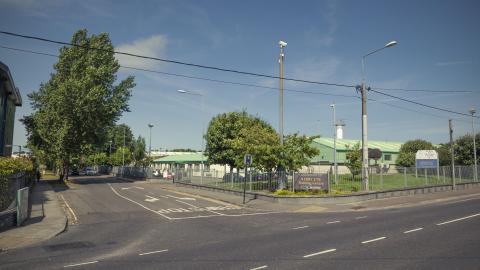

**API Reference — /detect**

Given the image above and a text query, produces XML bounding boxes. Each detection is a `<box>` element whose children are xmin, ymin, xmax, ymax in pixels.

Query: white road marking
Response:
<box><xmin>59</xmin><ymin>194</ymin><xmax>78</xmax><ymax>224</ymax></box>
<box><xmin>121</xmin><ymin>187</ymin><xmax>132</xmax><ymax>190</ymax></box>
<box><xmin>303</xmin><ymin>249</ymin><xmax>336</xmax><ymax>258</ymax></box>
<box><xmin>64</xmin><ymin>261</ymin><xmax>98</xmax><ymax>268</ymax></box>
<box><xmin>326</xmin><ymin>220</ymin><xmax>340</xmax><ymax>224</ymax></box>
<box><xmin>108</xmin><ymin>184</ymin><xmax>172</xmax><ymax>220</ymax></box>
<box><xmin>145</xmin><ymin>195</ymin><xmax>159</xmax><ymax>203</ymax></box>
<box><xmin>292</xmin><ymin>226</ymin><xmax>309</xmax><ymax>230</ymax></box>
<box><xmin>404</xmin><ymin>227</ymin><xmax>423</xmax><ymax>234</ymax></box>
<box><xmin>355</xmin><ymin>216</ymin><xmax>367</xmax><ymax>219</ymax></box>
<box><xmin>361</xmin><ymin>237</ymin><xmax>386</xmax><ymax>244</ymax></box>
<box><xmin>436</xmin><ymin>213</ymin><xmax>480</xmax><ymax>226</ymax></box>
<box><xmin>165</xmin><ymin>195</ymin><xmax>196</xmax><ymax>201</ymax></box>
<box><xmin>174</xmin><ymin>200</ymin><xmax>225</xmax><ymax>216</ymax></box>
<box><xmin>139</xmin><ymin>249</ymin><xmax>168</xmax><ymax>256</ymax></box>
<box><xmin>250</xmin><ymin>265</ymin><xmax>268</xmax><ymax>270</ymax></box>
<box><xmin>135</xmin><ymin>186</ymin><xmax>144</xmax><ymax>190</ymax></box>
<box><xmin>170</xmin><ymin>211</ymin><xmax>280</xmax><ymax>220</ymax></box>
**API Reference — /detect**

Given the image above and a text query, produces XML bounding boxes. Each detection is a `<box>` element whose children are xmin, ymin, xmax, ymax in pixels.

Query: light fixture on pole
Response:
<box><xmin>177</xmin><ymin>89</ymin><xmax>206</xmax><ymax>183</ymax></box>
<box><xmin>470</xmin><ymin>107</ymin><xmax>478</xmax><ymax>182</ymax></box>
<box><xmin>330</xmin><ymin>103</ymin><xmax>338</xmax><ymax>185</ymax></box>
<box><xmin>148</xmin><ymin>123</ymin><xmax>154</xmax><ymax>159</ymax></box>
<box><xmin>278</xmin><ymin>40</ymin><xmax>287</xmax><ymax>146</ymax></box>
<box><xmin>361</xmin><ymin>40</ymin><xmax>397</xmax><ymax>191</ymax></box>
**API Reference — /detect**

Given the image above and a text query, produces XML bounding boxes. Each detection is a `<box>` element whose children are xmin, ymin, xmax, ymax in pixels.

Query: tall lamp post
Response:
<box><xmin>361</xmin><ymin>40</ymin><xmax>397</xmax><ymax>191</ymax></box>
<box><xmin>278</xmin><ymin>40</ymin><xmax>287</xmax><ymax>146</ymax></box>
<box><xmin>177</xmin><ymin>89</ymin><xmax>205</xmax><ymax>183</ymax></box>
<box><xmin>148</xmin><ymin>123</ymin><xmax>154</xmax><ymax>158</ymax></box>
<box><xmin>330</xmin><ymin>103</ymin><xmax>338</xmax><ymax>185</ymax></box>
<box><xmin>470</xmin><ymin>108</ymin><xmax>478</xmax><ymax>182</ymax></box>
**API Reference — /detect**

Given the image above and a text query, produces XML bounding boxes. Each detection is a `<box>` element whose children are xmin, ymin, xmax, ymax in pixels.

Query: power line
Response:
<box><xmin>371</xmin><ymin>87</ymin><xmax>473</xmax><ymax>93</ymax></box>
<box><xmin>370</xmin><ymin>89</ymin><xmax>479</xmax><ymax>118</ymax></box>
<box><xmin>0</xmin><ymin>30</ymin><xmax>355</xmax><ymax>88</ymax></box>
<box><xmin>0</xmin><ymin>44</ymin><xmax>358</xmax><ymax>98</ymax></box>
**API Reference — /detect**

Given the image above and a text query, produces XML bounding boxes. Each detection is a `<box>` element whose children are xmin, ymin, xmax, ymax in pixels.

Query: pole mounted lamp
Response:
<box><xmin>148</xmin><ymin>123</ymin><xmax>154</xmax><ymax>158</ymax></box>
<box><xmin>470</xmin><ymin>108</ymin><xmax>478</xmax><ymax>182</ymax></box>
<box><xmin>361</xmin><ymin>40</ymin><xmax>397</xmax><ymax>191</ymax></box>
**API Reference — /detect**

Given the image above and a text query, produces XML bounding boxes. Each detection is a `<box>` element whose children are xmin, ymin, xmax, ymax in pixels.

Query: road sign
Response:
<box><xmin>244</xmin><ymin>154</ymin><xmax>252</xmax><ymax>166</ymax></box>
<box><xmin>294</xmin><ymin>173</ymin><xmax>329</xmax><ymax>191</ymax></box>
<box><xmin>415</xmin><ymin>150</ymin><xmax>439</xmax><ymax>168</ymax></box>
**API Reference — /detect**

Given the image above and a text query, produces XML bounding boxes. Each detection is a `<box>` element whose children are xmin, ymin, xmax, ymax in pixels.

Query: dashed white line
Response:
<box><xmin>436</xmin><ymin>213</ymin><xmax>480</xmax><ymax>226</ymax></box>
<box><xmin>403</xmin><ymin>227</ymin><xmax>423</xmax><ymax>234</ymax></box>
<box><xmin>326</xmin><ymin>220</ymin><xmax>340</xmax><ymax>224</ymax></box>
<box><xmin>174</xmin><ymin>199</ymin><xmax>225</xmax><ymax>216</ymax></box>
<box><xmin>292</xmin><ymin>225</ymin><xmax>309</xmax><ymax>230</ymax></box>
<box><xmin>63</xmin><ymin>261</ymin><xmax>98</xmax><ymax>268</ymax></box>
<box><xmin>361</xmin><ymin>236</ymin><xmax>386</xmax><ymax>244</ymax></box>
<box><xmin>135</xmin><ymin>186</ymin><xmax>144</xmax><ymax>190</ymax></box>
<box><xmin>249</xmin><ymin>265</ymin><xmax>268</xmax><ymax>270</ymax></box>
<box><xmin>139</xmin><ymin>249</ymin><xmax>168</xmax><ymax>256</ymax></box>
<box><xmin>303</xmin><ymin>248</ymin><xmax>336</xmax><ymax>258</ymax></box>
<box><xmin>355</xmin><ymin>216</ymin><xmax>367</xmax><ymax>219</ymax></box>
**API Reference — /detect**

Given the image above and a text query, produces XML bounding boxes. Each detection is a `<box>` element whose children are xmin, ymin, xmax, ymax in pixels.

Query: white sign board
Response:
<box><xmin>415</xmin><ymin>150</ymin><xmax>438</xmax><ymax>160</ymax></box>
<box><xmin>415</xmin><ymin>150</ymin><xmax>439</xmax><ymax>169</ymax></box>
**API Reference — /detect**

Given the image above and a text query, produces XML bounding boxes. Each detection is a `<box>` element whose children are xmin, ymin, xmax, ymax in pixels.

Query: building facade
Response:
<box><xmin>0</xmin><ymin>61</ymin><xmax>22</xmax><ymax>157</ymax></box>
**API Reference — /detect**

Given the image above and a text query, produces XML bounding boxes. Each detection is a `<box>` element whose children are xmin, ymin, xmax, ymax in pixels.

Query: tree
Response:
<box><xmin>280</xmin><ymin>134</ymin><xmax>319</xmax><ymax>172</ymax></box>
<box><xmin>437</xmin><ymin>143</ymin><xmax>452</xmax><ymax>166</ymax></box>
<box><xmin>132</xmin><ymin>136</ymin><xmax>147</xmax><ymax>167</ymax></box>
<box><xmin>85</xmin><ymin>152</ymin><xmax>109</xmax><ymax>166</ymax></box>
<box><xmin>105</xmin><ymin>124</ymin><xmax>135</xmax><ymax>153</ymax></box>
<box><xmin>110</xmin><ymin>146</ymin><xmax>132</xmax><ymax>166</ymax></box>
<box><xmin>22</xmin><ymin>29</ymin><xmax>135</xmax><ymax>180</ymax></box>
<box><xmin>453</xmin><ymin>133</ymin><xmax>480</xmax><ymax>165</ymax></box>
<box><xmin>397</xmin><ymin>139</ymin><xmax>435</xmax><ymax>167</ymax></box>
<box><xmin>345</xmin><ymin>142</ymin><xmax>362</xmax><ymax>178</ymax></box>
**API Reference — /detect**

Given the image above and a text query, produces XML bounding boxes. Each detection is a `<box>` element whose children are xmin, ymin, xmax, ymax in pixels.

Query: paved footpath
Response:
<box><xmin>0</xmin><ymin>181</ymin><xmax>67</xmax><ymax>251</ymax></box>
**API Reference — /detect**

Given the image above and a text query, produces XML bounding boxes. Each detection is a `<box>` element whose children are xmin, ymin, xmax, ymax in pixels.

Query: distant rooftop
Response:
<box><xmin>313</xmin><ymin>137</ymin><xmax>403</xmax><ymax>152</ymax></box>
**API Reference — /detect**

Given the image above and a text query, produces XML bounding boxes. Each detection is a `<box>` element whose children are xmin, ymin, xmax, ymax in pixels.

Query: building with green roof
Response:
<box><xmin>310</xmin><ymin>137</ymin><xmax>402</xmax><ymax>165</ymax></box>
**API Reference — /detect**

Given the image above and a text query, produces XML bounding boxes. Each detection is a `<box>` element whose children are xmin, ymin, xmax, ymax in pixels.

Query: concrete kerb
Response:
<box><xmin>173</xmin><ymin>181</ymin><xmax>480</xmax><ymax>205</ymax></box>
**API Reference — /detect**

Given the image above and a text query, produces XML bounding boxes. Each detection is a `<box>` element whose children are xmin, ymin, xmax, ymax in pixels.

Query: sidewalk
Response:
<box><xmin>0</xmin><ymin>181</ymin><xmax>67</xmax><ymax>251</ymax></box>
<box><xmin>155</xmin><ymin>181</ymin><xmax>480</xmax><ymax>213</ymax></box>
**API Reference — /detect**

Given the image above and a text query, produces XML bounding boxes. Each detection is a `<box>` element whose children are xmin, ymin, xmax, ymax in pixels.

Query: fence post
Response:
<box><xmin>380</xmin><ymin>166</ymin><xmax>384</xmax><ymax>190</ymax></box>
<box><xmin>458</xmin><ymin>167</ymin><xmax>462</xmax><ymax>183</ymax></box>
<box><xmin>403</xmin><ymin>167</ymin><xmax>407</xmax><ymax>188</ymax></box>
<box><xmin>249</xmin><ymin>168</ymin><xmax>252</xmax><ymax>192</ymax></box>
<box><xmin>292</xmin><ymin>171</ymin><xmax>295</xmax><ymax>193</ymax></box>
<box><xmin>442</xmin><ymin>166</ymin><xmax>446</xmax><ymax>184</ymax></box>
<box><xmin>424</xmin><ymin>168</ymin><xmax>428</xmax><ymax>186</ymax></box>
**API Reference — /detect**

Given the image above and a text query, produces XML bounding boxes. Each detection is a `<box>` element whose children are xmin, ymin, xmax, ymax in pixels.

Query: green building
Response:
<box><xmin>0</xmin><ymin>61</ymin><xmax>22</xmax><ymax>156</ymax></box>
<box><xmin>310</xmin><ymin>137</ymin><xmax>402</xmax><ymax>165</ymax></box>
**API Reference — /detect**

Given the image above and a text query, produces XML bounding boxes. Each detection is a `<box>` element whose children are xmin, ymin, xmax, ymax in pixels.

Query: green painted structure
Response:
<box><xmin>0</xmin><ymin>61</ymin><xmax>22</xmax><ymax>157</ymax></box>
<box><xmin>153</xmin><ymin>153</ymin><xmax>207</xmax><ymax>164</ymax></box>
<box><xmin>310</xmin><ymin>137</ymin><xmax>402</xmax><ymax>165</ymax></box>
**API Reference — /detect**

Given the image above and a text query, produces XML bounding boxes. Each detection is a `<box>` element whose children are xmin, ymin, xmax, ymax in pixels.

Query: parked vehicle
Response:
<box><xmin>86</xmin><ymin>167</ymin><xmax>96</xmax><ymax>176</ymax></box>
<box><xmin>70</xmin><ymin>167</ymin><xmax>79</xmax><ymax>176</ymax></box>
<box><xmin>152</xmin><ymin>170</ymin><xmax>161</xmax><ymax>177</ymax></box>
<box><xmin>222</xmin><ymin>172</ymin><xmax>244</xmax><ymax>182</ymax></box>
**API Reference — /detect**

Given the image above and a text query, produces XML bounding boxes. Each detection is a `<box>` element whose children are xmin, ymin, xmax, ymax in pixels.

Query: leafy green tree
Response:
<box><xmin>105</xmin><ymin>124</ymin><xmax>135</xmax><ymax>154</ymax></box>
<box><xmin>437</xmin><ymin>143</ymin><xmax>452</xmax><ymax>166</ymax></box>
<box><xmin>345</xmin><ymin>142</ymin><xmax>362</xmax><ymax>178</ymax></box>
<box><xmin>110</xmin><ymin>146</ymin><xmax>132</xmax><ymax>166</ymax></box>
<box><xmin>280</xmin><ymin>134</ymin><xmax>319</xmax><ymax>171</ymax></box>
<box><xmin>85</xmin><ymin>152</ymin><xmax>109</xmax><ymax>166</ymax></box>
<box><xmin>453</xmin><ymin>133</ymin><xmax>480</xmax><ymax>165</ymax></box>
<box><xmin>132</xmin><ymin>136</ymin><xmax>147</xmax><ymax>166</ymax></box>
<box><xmin>397</xmin><ymin>139</ymin><xmax>435</xmax><ymax>167</ymax></box>
<box><xmin>22</xmin><ymin>29</ymin><xmax>135</xmax><ymax>180</ymax></box>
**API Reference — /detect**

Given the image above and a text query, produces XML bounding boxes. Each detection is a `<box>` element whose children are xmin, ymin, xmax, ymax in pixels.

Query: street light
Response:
<box><xmin>330</xmin><ymin>103</ymin><xmax>338</xmax><ymax>185</ymax></box>
<box><xmin>177</xmin><ymin>89</ymin><xmax>206</xmax><ymax>183</ymax></box>
<box><xmin>361</xmin><ymin>40</ymin><xmax>397</xmax><ymax>191</ymax></box>
<box><xmin>278</xmin><ymin>40</ymin><xmax>287</xmax><ymax>146</ymax></box>
<box><xmin>470</xmin><ymin>108</ymin><xmax>478</xmax><ymax>182</ymax></box>
<box><xmin>148</xmin><ymin>123</ymin><xmax>154</xmax><ymax>159</ymax></box>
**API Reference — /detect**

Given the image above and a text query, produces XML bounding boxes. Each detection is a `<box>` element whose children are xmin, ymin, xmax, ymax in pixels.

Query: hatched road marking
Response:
<box><xmin>145</xmin><ymin>195</ymin><xmax>159</xmax><ymax>202</ymax></box>
<box><xmin>165</xmin><ymin>195</ymin><xmax>196</xmax><ymax>201</ymax></box>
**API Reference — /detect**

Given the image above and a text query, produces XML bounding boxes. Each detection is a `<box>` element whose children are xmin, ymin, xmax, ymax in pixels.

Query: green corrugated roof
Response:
<box><xmin>313</xmin><ymin>137</ymin><xmax>402</xmax><ymax>152</ymax></box>
<box><xmin>153</xmin><ymin>153</ymin><xmax>207</xmax><ymax>164</ymax></box>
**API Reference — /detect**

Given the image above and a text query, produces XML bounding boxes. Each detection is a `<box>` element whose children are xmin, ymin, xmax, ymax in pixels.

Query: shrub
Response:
<box><xmin>0</xmin><ymin>157</ymin><xmax>34</xmax><ymax>176</ymax></box>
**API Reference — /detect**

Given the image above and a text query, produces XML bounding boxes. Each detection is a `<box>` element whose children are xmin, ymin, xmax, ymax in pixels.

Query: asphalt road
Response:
<box><xmin>1</xmin><ymin>176</ymin><xmax>479</xmax><ymax>270</ymax></box>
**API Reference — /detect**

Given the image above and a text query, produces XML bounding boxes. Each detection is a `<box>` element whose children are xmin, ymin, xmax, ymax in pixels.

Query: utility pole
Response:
<box><xmin>278</xmin><ymin>40</ymin><xmax>287</xmax><ymax>145</ymax></box>
<box><xmin>148</xmin><ymin>123</ymin><xmax>154</xmax><ymax>158</ymax></box>
<box><xmin>469</xmin><ymin>108</ymin><xmax>477</xmax><ymax>182</ymax></box>
<box><xmin>449</xmin><ymin>119</ymin><xmax>455</xmax><ymax>188</ymax></box>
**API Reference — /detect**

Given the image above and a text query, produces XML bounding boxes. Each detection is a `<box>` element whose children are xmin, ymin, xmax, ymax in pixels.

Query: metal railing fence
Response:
<box><xmin>0</xmin><ymin>172</ymin><xmax>34</xmax><ymax>212</ymax></box>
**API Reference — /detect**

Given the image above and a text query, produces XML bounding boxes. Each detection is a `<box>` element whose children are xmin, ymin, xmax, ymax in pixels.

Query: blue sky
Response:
<box><xmin>1</xmin><ymin>0</ymin><xmax>479</xmax><ymax>150</ymax></box>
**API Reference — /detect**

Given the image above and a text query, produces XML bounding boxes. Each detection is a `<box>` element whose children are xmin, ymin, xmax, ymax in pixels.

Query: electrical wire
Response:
<box><xmin>371</xmin><ymin>87</ymin><xmax>473</xmax><ymax>93</ymax></box>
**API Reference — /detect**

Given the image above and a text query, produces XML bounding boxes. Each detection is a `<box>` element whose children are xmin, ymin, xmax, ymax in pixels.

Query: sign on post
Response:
<box><xmin>415</xmin><ymin>150</ymin><xmax>439</xmax><ymax>168</ymax></box>
<box><xmin>16</xmin><ymin>187</ymin><xmax>29</xmax><ymax>226</ymax></box>
<box><xmin>244</xmin><ymin>154</ymin><xmax>252</xmax><ymax>166</ymax></box>
<box><xmin>294</xmin><ymin>173</ymin><xmax>329</xmax><ymax>191</ymax></box>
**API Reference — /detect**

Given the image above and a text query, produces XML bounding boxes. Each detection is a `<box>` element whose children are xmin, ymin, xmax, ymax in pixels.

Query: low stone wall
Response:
<box><xmin>174</xmin><ymin>181</ymin><xmax>480</xmax><ymax>205</ymax></box>
<box><xmin>0</xmin><ymin>208</ymin><xmax>16</xmax><ymax>232</ymax></box>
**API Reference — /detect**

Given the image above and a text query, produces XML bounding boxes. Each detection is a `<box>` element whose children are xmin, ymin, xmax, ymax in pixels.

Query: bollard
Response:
<box><xmin>404</xmin><ymin>167</ymin><xmax>407</xmax><ymax>188</ymax></box>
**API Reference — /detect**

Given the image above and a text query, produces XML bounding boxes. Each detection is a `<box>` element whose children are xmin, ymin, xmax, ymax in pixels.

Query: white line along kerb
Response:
<box><xmin>361</xmin><ymin>237</ymin><xmax>386</xmax><ymax>244</ymax></box>
<box><xmin>303</xmin><ymin>249</ymin><xmax>336</xmax><ymax>258</ymax></box>
<box><xmin>436</xmin><ymin>213</ymin><xmax>480</xmax><ymax>226</ymax></box>
<box><xmin>63</xmin><ymin>261</ymin><xmax>98</xmax><ymax>268</ymax></box>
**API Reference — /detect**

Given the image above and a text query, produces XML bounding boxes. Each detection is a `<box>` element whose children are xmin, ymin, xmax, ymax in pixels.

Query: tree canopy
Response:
<box><xmin>22</xmin><ymin>29</ymin><xmax>135</xmax><ymax>179</ymax></box>
<box><xmin>397</xmin><ymin>139</ymin><xmax>435</xmax><ymax>167</ymax></box>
